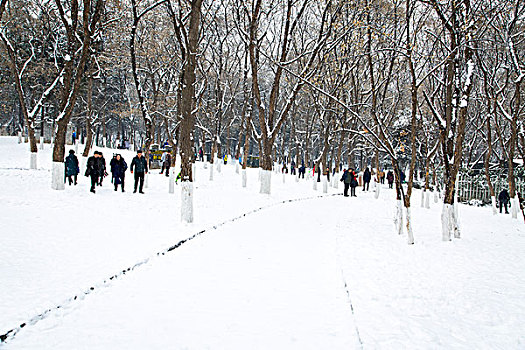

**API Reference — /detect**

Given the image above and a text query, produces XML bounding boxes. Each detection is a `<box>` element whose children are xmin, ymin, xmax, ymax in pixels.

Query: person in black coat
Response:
<box><xmin>341</xmin><ymin>169</ymin><xmax>350</xmax><ymax>197</ymax></box>
<box><xmin>112</xmin><ymin>154</ymin><xmax>127</xmax><ymax>192</ymax></box>
<box><xmin>299</xmin><ymin>164</ymin><xmax>306</xmax><ymax>178</ymax></box>
<box><xmin>96</xmin><ymin>152</ymin><xmax>107</xmax><ymax>186</ymax></box>
<box><xmin>498</xmin><ymin>189</ymin><xmax>511</xmax><ymax>214</ymax></box>
<box><xmin>85</xmin><ymin>151</ymin><xmax>103</xmax><ymax>193</ymax></box>
<box><xmin>64</xmin><ymin>150</ymin><xmax>79</xmax><ymax>186</ymax></box>
<box><xmin>349</xmin><ymin>168</ymin><xmax>358</xmax><ymax>197</ymax></box>
<box><xmin>109</xmin><ymin>154</ymin><xmax>117</xmax><ymax>183</ymax></box>
<box><xmin>363</xmin><ymin>167</ymin><xmax>372</xmax><ymax>191</ymax></box>
<box><xmin>130</xmin><ymin>150</ymin><xmax>148</xmax><ymax>193</ymax></box>
<box><xmin>387</xmin><ymin>170</ymin><xmax>394</xmax><ymax>189</ymax></box>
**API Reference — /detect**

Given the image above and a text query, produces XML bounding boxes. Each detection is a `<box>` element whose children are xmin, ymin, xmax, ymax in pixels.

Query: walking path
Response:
<box><xmin>4</xmin><ymin>197</ymin><xmax>362</xmax><ymax>349</ymax></box>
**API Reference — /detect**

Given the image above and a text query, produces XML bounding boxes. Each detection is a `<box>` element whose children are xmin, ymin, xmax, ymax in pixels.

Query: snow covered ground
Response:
<box><xmin>1</xmin><ymin>136</ymin><xmax>524</xmax><ymax>349</ymax></box>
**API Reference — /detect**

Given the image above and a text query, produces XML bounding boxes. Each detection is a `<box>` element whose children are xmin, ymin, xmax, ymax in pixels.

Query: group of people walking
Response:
<box><xmin>64</xmin><ymin>149</ymin><xmax>148</xmax><ymax>194</ymax></box>
<box><xmin>340</xmin><ymin>166</ymin><xmax>398</xmax><ymax>196</ymax></box>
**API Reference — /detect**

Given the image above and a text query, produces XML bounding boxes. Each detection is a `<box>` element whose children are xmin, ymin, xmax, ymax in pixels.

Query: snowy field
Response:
<box><xmin>1</xmin><ymin>136</ymin><xmax>524</xmax><ymax>349</ymax></box>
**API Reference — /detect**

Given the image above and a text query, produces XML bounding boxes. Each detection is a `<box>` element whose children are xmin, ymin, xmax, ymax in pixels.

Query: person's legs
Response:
<box><xmin>121</xmin><ymin>176</ymin><xmax>125</xmax><ymax>192</ymax></box>
<box><xmin>344</xmin><ymin>183</ymin><xmax>349</xmax><ymax>196</ymax></box>
<box><xmin>504</xmin><ymin>201</ymin><xmax>509</xmax><ymax>213</ymax></box>
<box><xmin>134</xmin><ymin>172</ymin><xmax>139</xmax><ymax>192</ymax></box>
<box><xmin>165</xmin><ymin>166</ymin><xmax>170</xmax><ymax>177</ymax></box>
<box><xmin>90</xmin><ymin>175</ymin><xmax>97</xmax><ymax>192</ymax></box>
<box><xmin>139</xmin><ymin>173</ymin><xmax>145</xmax><ymax>193</ymax></box>
<box><xmin>74</xmin><ymin>175</ymin><xmax>77</xmax><ymax>185</ymax></box>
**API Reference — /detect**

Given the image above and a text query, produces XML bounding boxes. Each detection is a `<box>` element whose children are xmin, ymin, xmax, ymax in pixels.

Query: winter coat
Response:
<box><xmin>344</xmin><ymin>171</ymin><xmax>357</xmax><ymax>187</ymax></box>
<box><xmin>113</xmin><ymin>159</ymin><xmax>127</xmax><ymax>184</ymax></box>
<box><xmin>387</xmin><ymin>171</ymin><xmax>394</xmax><ymax>184</ymax></box>
<box><xmin>110</xmin><ymin>157</ymin><xmax>117</xmax><ymax>175</ymax></box>
<box><xmin>65</xmin><ymin>154</ymin><xmax>79</xmax><ymax>176</ymax></box>
<box><xmin>341</xmin><ymin>171</ymin><xmax>348</xmax><ymax>182</ymax></box>
<box><xmin>85</xmin><ymin>156</ymin><xmax>103</xmax><ymax>177</ymax></box>
<box><xmin>164</xmin><ymin>153</ymin><xmax>171</xmax><ymax>167</ymax></box>
<box><xmin>363</xmin><ymin>168</ymin><xmax>371</xmax><ymax>182</ymax></box>
<box><xmin>94</xmin><ymin>157</ymin><xmax>106</xmax><ymax>176</ymax></box>
<box><xmin>499</xmin><ymin>190</ymin><xmax>510</xmax><ymax>203</ymax></box>
<box><xmin>131</xmin><ymin>156</ymin><xmax>148</xmax><ymax>173</ymax></box>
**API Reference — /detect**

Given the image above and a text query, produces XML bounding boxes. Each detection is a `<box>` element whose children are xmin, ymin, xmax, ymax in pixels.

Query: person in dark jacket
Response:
<box><xmin>64</xmin><ymin>149</ymin><xmax>79</xmax><ymax>185</ymax></box>
<box><xmin>363</xmin><ymin>167</ymin><xmax>372</xmax><ymax>191</ymax></box>
<box><xmin>163</xmin><ymin>152</ymin><xmax>171</xmax><ymax>177</ymax></box>
<box><xmin>345</xmin><ymin>168</ymin><xmax>357</xmax><ymax>197</ymax></box>
<box><xmin>498</xmin><ymin>189</ymin><xmax>511</xmax><ymax>214</ymax></box>
<box><xmin>387</xmin><ymin>170</ymin><xmax>394</xmax><ymax>189</ymax></box>
<box><xmin>112</xmin><ymin>154</ymin><xmax>127</xmax><ymax>192</ymax></box>
<box><xmin>85</xmin><ymin>151</ymin><xmax>103</xmax><ymax>193</ymax></box>
<box><xmin>341</xmin><ymin>169</ymin><xmax>350</xmax><ymax>197</ymax></box>
<box><xmin>299</xmin><ymin>164</ymin><xmax>306</xmax><ymax>178</ymax></box>
<box><xmin>109</xmin><ymin>154</ymin><xmax>117</xmax><ymax>183</ymax></box>
<box><xmin>130</xmin><ymin>150</ymin><xmax>148</xmax><ymax>193</ymax></box>
<box><xmin>96</xmin><ymin>152</ymin><xmax>107</xmax><ymax>186</ymax></box>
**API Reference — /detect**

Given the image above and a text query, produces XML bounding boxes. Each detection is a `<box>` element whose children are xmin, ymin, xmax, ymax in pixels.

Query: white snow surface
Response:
<box><xmin>1</xmin><ymin>136</ymin><xmax>525</xmax><ymax>349</ymax></box>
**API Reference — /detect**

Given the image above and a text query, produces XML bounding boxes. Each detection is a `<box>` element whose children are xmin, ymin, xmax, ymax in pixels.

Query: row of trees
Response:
<box><xmin>1</xmin><ymin>0</ymin><xmax>524</xmax><ymax>242</ymax></box>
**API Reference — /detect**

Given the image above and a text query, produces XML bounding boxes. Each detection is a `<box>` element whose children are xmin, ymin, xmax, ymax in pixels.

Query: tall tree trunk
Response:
<box><xmin>82</xmin><ymin>72</ymin><xmax>94</xmax><ymax>157</ymax></box>
<box><xmin>52</xmin><ymin>0</ymin><xmax>103</xmax><ymax>190</ymax></box>
<box><xmin>179</xmin><ymin>0</ymin><xmax>203</xmax><ymax>223</ymax></box>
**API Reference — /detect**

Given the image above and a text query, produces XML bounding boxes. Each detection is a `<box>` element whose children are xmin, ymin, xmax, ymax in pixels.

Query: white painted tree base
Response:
<box><xmin>405</xmin><ymin>207</ymin><xmax>415</xmax><ymax>244</ymax></box>
<box><xmin>217</xmin><ymin>160</ymin><xmax>221</xmax><ymax>173</ymax></box>
<box><xmin>30</xmin><ymin>152</ymin><xmax>37</xmax><ymax>170</ymax></box>
<box><xmin>425</xmin><ymin>192</ymin><xmax>430</xmax><ymax>209</ymax></box>
<box><xmin>51</xmin><ymin>162</ymin><xmax>65</xmax><ymax>190</ymax></box>
<box><xmin>75</xmin><ymin>141</ymin><xmax>78</xmax><ymax>154</ymax></box>
<box><xmin>209</xmin><ymin>164</ymin><xmax>214</xmax><ymax>181</ymax></box>
<box><xmin>81</xmin><ymin>156</ymin><xmax>88</xmax><ymax>175</ymax></box>
<box><xmin>333</xmin><ymin>177</ymin><xmax>338</xmax><ymax>189</ymax></box>
<box><xmin>203</xmin><ymin>162</ymin><xmax>208</xmax><ymax>169</ymax></box>
<box><xmin>394</xmin><ymin>199</ymin><xmax>404</xmax><ymax>235</ymax></box>
<box><xmin>491</xmin><ymin>196</ymin><xmax>497</xmax><ymax>215</ymax></box>
<box><xmin>18</xmin><ymin>132</ymin><xmax>22</xmax><ymax>144</ymax></box>
<box><xmin>421</xmin><ymin>190</ymin><xmax>425</xmax><ymax>207</ymax></box>
<box><xmin>40</xmin><ymin>137</ymin><xmax>44</xmax><ymax>150</ymax></box>
<box><xmin>181</xmin><ymin>182</ymin><xmax>194</xmax><ymax>223</ymax></box>
<box><xmin>260</xmin><ymin>169</ymin><xmax>271</xmax><ymax>194</ymax></box>
<box><xmin>283</xmin><ymin>173</ymin><xmax>286</xmax><ymax>183</ymax></box>
<box><xmin>374</xmin><ymin>182</ymin><xmax>380</xmax><ymax>199</ymax></box>
<box><xmin>511</xmin><ymin>197</ymin><xmax>519</xmax><ymax>219</ymax></box>
<box><xmin>434</xmin><ymin>191</ymin><xmax>439</xmax><ymax>203</ymax></box>
<box><xmin>144</xmin><ymin>173</ymin><xmax>149</xmax><ymax>188</ymax></box>
<box><xmin>169</xmin><ymin>168</ymin><xmax>175</xmax><ymax>194</ymax></box>
<box><xmin>235</xmin><ymin>162</ymin><xmax>239</xmax><ymax>174</ymax></box>
<box><xmin>313</xmin><ymin>179</ymin><xmax>317</xmax><ymax>191</ymax></box>
<box><xmin>295</xmin><ymin>174</ymin><xmax>299</xmax><ymax>183</ymax></box>
<box><xmin>322</xmin><ymin>177</ymin><xmax>328</xmax><ymax>193</ymax></box>
<box><xmin>441</xmin><ymin>203</ymin><xmax>460</xmax><ymax>241</ymax></box>
<box><xmin>241</xmin><ymin>169</ymin><xmax>247</xmax><ymax>188</ymax></box>
<box><xmin>192</xmin><ymin>163</ymin><xmax>196</xmax><ymax>182</ymax></box>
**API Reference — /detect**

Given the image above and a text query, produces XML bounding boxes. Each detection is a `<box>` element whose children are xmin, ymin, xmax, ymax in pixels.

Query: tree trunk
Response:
<box><xmin>179</xmin><ymin>0</ymin><xmax>203</xmax><ymax>223</ymax></box>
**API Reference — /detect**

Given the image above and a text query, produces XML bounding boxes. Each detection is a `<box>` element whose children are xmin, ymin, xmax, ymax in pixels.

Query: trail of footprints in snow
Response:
<box><xmin>0</xmin><ymin>193</ymin><xmax>341</xmax><ymax>343</ymax></box>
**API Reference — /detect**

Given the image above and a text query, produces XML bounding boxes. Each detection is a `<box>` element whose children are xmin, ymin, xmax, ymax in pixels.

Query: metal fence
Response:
<box><xmin>457</xmin><ymin>174</ymin><xmax>525</xmax><ymax>203</ymax></box>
